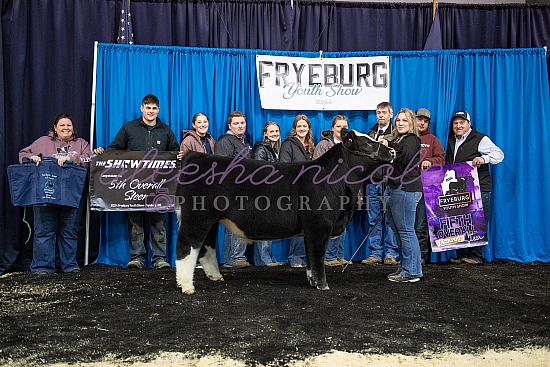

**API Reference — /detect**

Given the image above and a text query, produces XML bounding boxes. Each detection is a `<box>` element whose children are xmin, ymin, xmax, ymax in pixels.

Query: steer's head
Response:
<box><xmin>341</xmin><ymin>128</ymin><xmax>396</xmax><ymax>163</ymax></box>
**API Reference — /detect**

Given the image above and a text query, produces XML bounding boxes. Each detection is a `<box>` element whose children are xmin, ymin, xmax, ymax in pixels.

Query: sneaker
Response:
<box><xmin>66</xmin><ymin>268</ymin><xmax>81</xmax><ymax>273</ymax></box>
<box><xmin>387</xmin><ymin>273</ymin><xmax>420</xmax><ymax>283</ymax></box>
<box><xmin>388</xmin><ymin>269</ymin><xmax>402</xmax><ymax>277</ymax></box>
<box><xmin>127</xmin><ymin>259</ymin><xmax>144</xmax><ymax>269</ymax></box>
<box><xmin>266</xmin><ymin>262</ymin><xmax>285</xmax><ymax>267</ymax></box>
<box><xmin>383</xmin><ymin>256</ymin><xmax>398</xmax><ymax>265</ymax></box>
<box><xmin>290</xmin><ymin>263</ymin><xmax>306</xmax><ymax>268</ymax></box>
<box><xmin>449</xmin><ymin>258</ymin><xmax>463</xmax><ymax>264</ymax></box>
<box><xmin>462</xmin><ymin>257</ymin><xmax>483</xmax><ymax>264</ymax></box>
<box><xmin>154</xmin><ymin>260</ymin><xmax>171</xmax><ymax>269</ymax></box>
<box><xmin>361</xmin><ymin>256</ymin><xmax>382</xmax><ymax>265</ymax></box>
<box><xmin>232</xmin><ymin>260</ymin><xmax>252</xmax><ymax>268</ymax></box>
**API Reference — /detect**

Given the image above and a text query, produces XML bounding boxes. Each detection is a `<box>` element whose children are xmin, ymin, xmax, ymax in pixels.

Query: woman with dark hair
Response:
<box><xmin>179</xmin><ymin>112</ymin><xmax>216</xmax><ymax>269</ymax></box>
<box><xmin>279</xmin><ymin>114</ymin><xmax>315</xmax><ymax>163</ymax></box>
<box><xmin>252</xmin><ymin>121</ymin><xmax>284</xmax><ymax>267</ymax></box>
<box><xmin>279</xmin><ymin>114</ymin><xmax>315</xmax><ymax>268</ymax></box>
<box><xmin>19</xmin><ymin>113</ymin><xmax>90</xmax><ymax>275</ymax></box>
<box><xmin>180</xmin><ymin>112</ymin><xmax>215</xmax><ymax>156</ymax></box>
<box><xmin>378</xmin><ymin>108</ymin><xmax>423</xmax><ymax>283</ymax></box>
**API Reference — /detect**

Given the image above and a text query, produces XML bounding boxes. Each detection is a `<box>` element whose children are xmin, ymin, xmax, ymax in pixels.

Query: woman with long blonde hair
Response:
<box><xmin>378</xmin><ymin>108</ymin><xmax>423</xmax><ymax>283</ymax></box>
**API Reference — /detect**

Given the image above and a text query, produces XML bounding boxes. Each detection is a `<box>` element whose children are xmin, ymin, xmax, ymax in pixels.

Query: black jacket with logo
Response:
<box><xmin>107</xmin><ymin>117</ymin><xmax>179</xmax><ymax>152</ymax></box>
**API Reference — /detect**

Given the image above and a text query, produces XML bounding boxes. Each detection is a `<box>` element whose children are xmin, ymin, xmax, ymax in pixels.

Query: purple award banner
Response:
<box><xmin>90</xmin><ymin>150</ymin><xmax>179</xmax><ymax>212</ymax></box>
<box><xmin>421</xmin><ymin>162</ymin><xmax>487</xmax><ymax>252</ymax></box>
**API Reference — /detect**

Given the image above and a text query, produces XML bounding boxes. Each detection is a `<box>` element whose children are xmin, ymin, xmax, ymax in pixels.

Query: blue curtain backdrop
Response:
<box><xmin>93</xmin><ymin>44</ymin><xmax>550</xmax><ymax>267</ymax></box>
<box><xmin>3</xmin><ymin>1</ymin><xmax>550</xmax><ymax>274</ymax></box>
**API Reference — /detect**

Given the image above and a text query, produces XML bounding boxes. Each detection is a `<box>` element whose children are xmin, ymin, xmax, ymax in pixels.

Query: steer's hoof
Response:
<box><xmin>316</xmin><ymin>284</ymin><xmax>330</xmax><ymax>291</ymax></box>
<box><xmin>182</xmin><ymin>288</ymin><xmax>196</xmax><ymax>295</ymax></box>
<box><xmin>208</xmin><ymin>275</ymin><xmax>224</xmax><ymax>282</ymax></box>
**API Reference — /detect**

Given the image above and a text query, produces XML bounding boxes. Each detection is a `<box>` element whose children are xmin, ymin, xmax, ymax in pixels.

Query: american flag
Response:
<box><xmin>117</xmin><ymin>0</ymin><xmax>134</xmax><ymax>44</ymax></box>
<box><xmin>423</xmin><ymin>5</ymin><xmax>442</xmax><ymax>50</ymax></box>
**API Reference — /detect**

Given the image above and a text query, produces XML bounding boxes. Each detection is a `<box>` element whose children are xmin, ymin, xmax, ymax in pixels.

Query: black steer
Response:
<box><xmin>175</xmin><ymin>129</ymin><xmax>395</xmax><ymax>294</ymax></box>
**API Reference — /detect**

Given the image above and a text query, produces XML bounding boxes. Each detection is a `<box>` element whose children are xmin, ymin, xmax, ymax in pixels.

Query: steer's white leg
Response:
<box><xmin>200</xmin><ymin>245</ymin><xmax>224</xmax><ymax>282</ymax></box>
<box><xmin>306</xmin><ymin>268</ymin><xmax>313</xmax><ymax>285</ymax></box>
<box><xmin>176</xmin><ymin>247</ymin><xmax>200</xmax><ymax>295</ymax></box>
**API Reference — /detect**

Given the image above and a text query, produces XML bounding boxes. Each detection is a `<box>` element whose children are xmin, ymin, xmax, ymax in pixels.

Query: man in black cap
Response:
<box><xmin>446</xmin><ymin>110</ymin><xmax>504</xmax><ymax>264</ymax></box>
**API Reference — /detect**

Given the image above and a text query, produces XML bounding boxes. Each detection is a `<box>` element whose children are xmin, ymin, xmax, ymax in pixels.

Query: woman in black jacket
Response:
<box><xmin>252</xmin><ymin>121</ymin><xmax>284</xmax><ymax>266</ymax></box>
<box><xmin>279</xmin><ymin>114</ymin><xmax>315</xmax><ymax>163</ymax></box>
<box><xmin>253</xmin><ymin>121</ymin><xmax>281</xmax><ymax>163</ymax></box>
<box><xmin>378</xmin><ymin>108</ymin><xmax>423</xmax><ymax>283</ymax></box>
<box><xmin>278</xmin><ymin>115</ymin><xmax>315</xmax><ymax>267</ymax></box>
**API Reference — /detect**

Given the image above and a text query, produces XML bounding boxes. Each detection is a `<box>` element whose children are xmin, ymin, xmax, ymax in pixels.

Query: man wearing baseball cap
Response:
<box><xmin>415</xmin><ymin>108</ymin><xmax>445</xmax><ymax>264</ymax></box>
<box><xmin>446</xmin><ymin>110</ymin><xmax>504</xmax><ymax>264</ymax></box>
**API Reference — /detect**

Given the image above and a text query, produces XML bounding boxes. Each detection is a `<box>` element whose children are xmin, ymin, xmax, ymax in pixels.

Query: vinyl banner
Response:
<box><xmin>90</xmin><ymin>150</ymin><xmax>179</xmax><ymax>212</ymax></box>
<box><xmin>421</xmin><ymin>162</ymin><xmax>488</xmax><ymax>252</ymax></box>
<box><xmin>256</xmin><ymin>55</ymin><xmax>389</xmax><ymax>110</ymax></box>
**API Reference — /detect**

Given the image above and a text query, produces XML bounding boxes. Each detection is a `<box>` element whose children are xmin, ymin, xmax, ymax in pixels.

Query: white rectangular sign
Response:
<box><xmin>256</xmin><ymin>55</ymin><xmax>390</xmax><ymax>111</ymax></box>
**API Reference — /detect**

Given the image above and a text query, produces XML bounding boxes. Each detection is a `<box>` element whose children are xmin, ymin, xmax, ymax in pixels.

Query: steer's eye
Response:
<box><xmin>348</xmin><ymin>139</ymin><xmax>353</xmax><ymax>143</ymax></box>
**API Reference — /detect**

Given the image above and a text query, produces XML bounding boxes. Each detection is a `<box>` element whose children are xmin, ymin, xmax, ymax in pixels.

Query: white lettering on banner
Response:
<box><xmin>102</xmin><ymin>159</ymin><xmax>177</xmax><ymax>169</ymax></box>
<box><xmin>256</xmin><ymin>55</ymin><xmax>390</xmax><ymax>110</ymax></box>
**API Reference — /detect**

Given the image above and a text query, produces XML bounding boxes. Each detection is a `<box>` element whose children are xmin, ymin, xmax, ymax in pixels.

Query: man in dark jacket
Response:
<box><xmin>446</xmin><ymin>110</ymin><xmax>504</xmax><ymax>264</ymax></box>
<box><xmin>362</xmin><ymin>102</ymin><xmax>398</xmax><ymax>266</ymax></box>
<box><xmin>214</xmin><ymin>111</ymin><xmax>252</xmax><ymax>268</ymax></box>
<box><xmin>94</xmin><ymin>94</ymin><xmax>180</xmax><ymax>269</ymax></box>
<box><xmin>415</xmin><ymin>108</ymin><xmax>445</xmax><ymax>263</ymax></box>
<box><xmin>214</xmin><ymin>111</ymin><xmax>252</xmax><ymax>159</ymax></box>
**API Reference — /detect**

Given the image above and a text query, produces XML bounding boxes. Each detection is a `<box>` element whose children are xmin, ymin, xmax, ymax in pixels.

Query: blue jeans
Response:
<box><xmin>224</xmin><ymin>230</ymin><xmax>247</xmax><ymax>265</ymax></box>
<box><xmin>254</xmin><ymin>241</ymin><xmax>275</xmax><ymax>265</ymax></box>
<box><xmin>384</xmin><ymin>187</ymin><xmax>423</xmax><ymax>278</ymax></box>
<box><xmin>287</xmin><ymin>237</ymin><xmax>306</xmax><ymax>266</ymax></box>
<box><xmin>31</xmin><ymin>205</ymin><xmax>81</xmax><ymax>274</ymax></box>
<box><xmin>366</xmin><ymin>183</ymin><xmax>398</xmax><ymax>260</ymax></box>
<box><xmin>325</xmin><ymin>229</ymin><xmax>346</xmax><ymax>261</ymax></box>
<box><xmin>127</xmin><ymin>211</ymin><xmax>167</xmax><ymax>266</ymax></box>
<box><xmin>456</xmin><ymin>191</ymin><xmax>491</xmax><ymax>262</ymax></box>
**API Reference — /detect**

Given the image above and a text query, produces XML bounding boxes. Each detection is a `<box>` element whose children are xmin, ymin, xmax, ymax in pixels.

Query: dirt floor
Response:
<box><xmin>1</xmin><ymin>261</ymin><xmax>549</xmax><ymax>366</ymax></box>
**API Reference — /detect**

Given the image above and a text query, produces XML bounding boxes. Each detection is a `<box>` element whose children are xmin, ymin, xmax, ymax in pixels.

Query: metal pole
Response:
<box><xmin>85</xmin><ymin>41</ymin><xmax>99</xmax><ymax>266</ymax></box>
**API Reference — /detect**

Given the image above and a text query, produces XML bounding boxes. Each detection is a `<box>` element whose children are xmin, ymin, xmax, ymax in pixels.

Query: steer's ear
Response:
<box><xmin>341</xmin><ymin>128</ymin><xmax>351</xmax><ymax>140</ymax></box>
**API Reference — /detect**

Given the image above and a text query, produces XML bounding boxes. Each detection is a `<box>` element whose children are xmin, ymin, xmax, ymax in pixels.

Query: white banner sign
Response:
<box><xmin>256</xmin><ymin>55</ymin><xmax>390</xmax><ymax>111</ymax></box>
